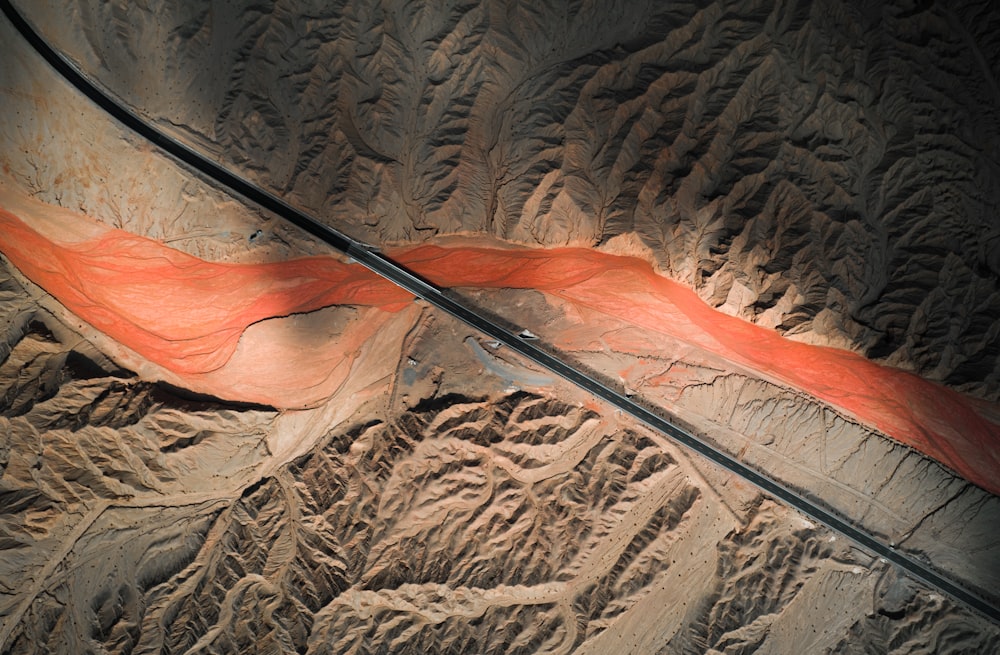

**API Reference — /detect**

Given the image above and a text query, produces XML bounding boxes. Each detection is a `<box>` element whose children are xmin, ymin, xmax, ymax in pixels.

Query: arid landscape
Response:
<box><xmin>1</xmin><ymin>1</ymin><xmax>999</xmax><ymax>653</ymax></box>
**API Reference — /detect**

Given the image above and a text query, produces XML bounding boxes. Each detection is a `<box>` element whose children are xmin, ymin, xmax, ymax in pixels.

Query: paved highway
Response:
<box><xmin>3</xmin><ymin>0</ymin><xmax>997</xmax><ymax>625</ymax></box>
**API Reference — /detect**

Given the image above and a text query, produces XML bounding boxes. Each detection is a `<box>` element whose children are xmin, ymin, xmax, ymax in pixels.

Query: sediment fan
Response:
<box><xmin>1</xmin><ymin>0</ymin><xmax>996</xmax><ymax>626</ymax></box>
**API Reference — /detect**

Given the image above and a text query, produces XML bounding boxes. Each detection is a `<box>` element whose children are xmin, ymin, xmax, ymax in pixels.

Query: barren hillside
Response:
<box><xmin>1</xmin><ymin>1</ymin><xmax>999</xmax><ymax>653</ymax></box>
<box><xmin>21</xmin><ymin>0</ymin><xmax>1000</xmax><ymax>398</ymax></box>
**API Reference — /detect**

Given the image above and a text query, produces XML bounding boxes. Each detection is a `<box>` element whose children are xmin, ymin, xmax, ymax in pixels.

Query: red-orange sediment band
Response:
<box><xmin>1</xmin><ymin>203</ymin><xmax>997</xmax><ymax>494</ymax></box>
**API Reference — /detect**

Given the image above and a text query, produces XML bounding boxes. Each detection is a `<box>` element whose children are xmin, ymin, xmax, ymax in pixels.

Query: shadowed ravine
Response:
<box><xmin>2</xmin><ymin>191</ymin><xmax>998</xmax><ymax>495</ymax></box>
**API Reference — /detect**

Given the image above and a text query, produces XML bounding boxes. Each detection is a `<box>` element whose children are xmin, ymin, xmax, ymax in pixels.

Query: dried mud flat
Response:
<box><xmin>2</xmin><ymin>0</ymin><xmax>1000</xmax><ymax>653</ymax></box>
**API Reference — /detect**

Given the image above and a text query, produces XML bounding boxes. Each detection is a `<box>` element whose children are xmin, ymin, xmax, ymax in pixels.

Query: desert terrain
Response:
<box><xmin>1</xmin><ymin>1</ymin><xmax>999</xmax><ymax>653</ymax></box>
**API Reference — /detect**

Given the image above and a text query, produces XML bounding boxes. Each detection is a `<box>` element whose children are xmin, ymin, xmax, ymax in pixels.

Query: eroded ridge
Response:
<box><xmin>3</xmin><ymin>329</ymin><xmax>996</xmax><ymax>653</ymax></box>
<box><xmin>17</xmin><ymin>0</ymin><xmax>1000</xmax><ymax>400</ymax></box>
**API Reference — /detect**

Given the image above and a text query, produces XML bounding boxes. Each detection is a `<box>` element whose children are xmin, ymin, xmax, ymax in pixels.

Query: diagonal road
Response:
<box><xmin>2</xmin><ymin>0</ymin><xmax>997</xmax><ymax>625</ymax></box>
